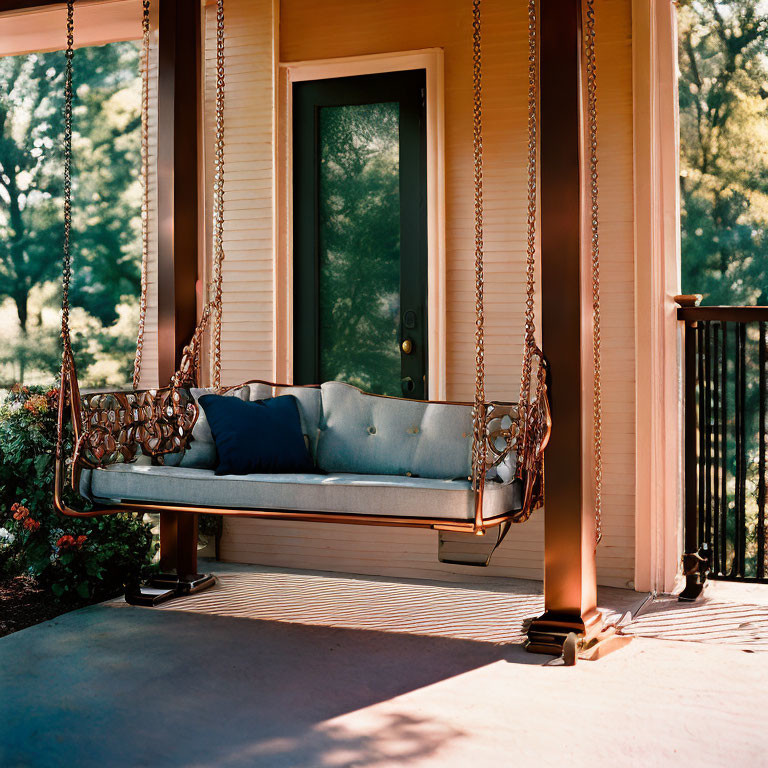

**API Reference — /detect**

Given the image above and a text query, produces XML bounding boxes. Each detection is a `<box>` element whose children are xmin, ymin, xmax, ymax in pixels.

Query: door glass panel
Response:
<box><xmin>318</xmin><ymin>101</ymin><xmax>401</xmax><ymax>396</ymax></box>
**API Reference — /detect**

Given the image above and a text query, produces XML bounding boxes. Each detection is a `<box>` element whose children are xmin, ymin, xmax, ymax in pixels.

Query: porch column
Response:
<box><xmin>156</xmin><ymin>0</ymin><xmax>202</xmax><ymax>577</ymax></box>
<box><xmin>526</xmin><ymin>0</ymin><xmax>601</xmax><ymax>654</ymax></box>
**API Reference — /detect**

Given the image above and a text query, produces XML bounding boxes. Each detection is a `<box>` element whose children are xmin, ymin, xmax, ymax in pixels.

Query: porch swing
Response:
<box><xmin>53</xmin><ymin>0</ymin><xmax>601</xmax><ymax>570</ymax></box>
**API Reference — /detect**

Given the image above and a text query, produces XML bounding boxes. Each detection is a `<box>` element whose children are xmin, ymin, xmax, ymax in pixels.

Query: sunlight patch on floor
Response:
<box><xmin>153</xmin><ymin>564</ymin><xmax>642</xmax><ymax>644</ymax></box>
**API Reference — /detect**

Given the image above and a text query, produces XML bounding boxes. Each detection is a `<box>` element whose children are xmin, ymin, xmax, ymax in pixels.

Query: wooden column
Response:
<box><xmin>157</xmin><ymin>0</ymin><xmax>202</xmax><ymax>577</ymax></box>
<box><xmin>526</xmin><ymin>0</ymin><xmax>601</xmax><ymax>654</ymax></box>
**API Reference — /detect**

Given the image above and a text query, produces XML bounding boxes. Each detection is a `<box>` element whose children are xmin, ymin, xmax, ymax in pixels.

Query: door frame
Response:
<box><xmin>277</xmin><ymin>49</ymin><xmax>447</xmax><ymax>399</ymax></box>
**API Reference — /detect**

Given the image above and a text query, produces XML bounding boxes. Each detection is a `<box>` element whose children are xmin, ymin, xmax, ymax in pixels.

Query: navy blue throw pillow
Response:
<box><xmin>198</xmin><ymin>394</ymin><xmax>315</xmax><ymax>475</ymax></box>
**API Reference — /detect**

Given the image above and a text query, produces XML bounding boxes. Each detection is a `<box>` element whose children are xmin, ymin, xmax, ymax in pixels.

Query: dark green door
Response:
<box><xmin>293</xmin><ymin>70</ymin><xmax>428</xmax><ymax>399</ymax></box>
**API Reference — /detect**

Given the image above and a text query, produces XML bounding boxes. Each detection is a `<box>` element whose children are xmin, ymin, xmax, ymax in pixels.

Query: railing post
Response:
<box><xmin>676</xmin><ymin>294</ymin><xmax>709</xmax><ymax>601</ymax></box>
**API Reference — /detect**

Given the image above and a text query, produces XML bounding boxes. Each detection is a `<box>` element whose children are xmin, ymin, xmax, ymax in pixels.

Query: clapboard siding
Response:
<box><xmin>593</xmin><ymin>0</ymin><xmax>636</xmax><ymax>588</ymax></box>
<box><xmin>202</xmin><ymin>0</ymin><xmax>276</xmax><ymax>387</ymax></box>
<box><xmin>220</xmin><ymin>518</ymin><xmax>547</xmax><ymax>584</ymax></box>
<box><xmin>213</xmin><ymin>0</ymin><xmax>636</xmax><ymax>588</ymax></box>
<box><xmin>138</xmin><ymin>7</ymin><xmax>159</xmax><ymax>388</ymax></box>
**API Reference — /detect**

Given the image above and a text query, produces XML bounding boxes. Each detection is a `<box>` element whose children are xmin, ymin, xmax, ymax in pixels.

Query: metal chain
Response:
<box><xmin>132</xmin><ymin>0</ymin><xmax>151</xmax><ymax>390</ymax></box>
<box><xmin>519</xmin><ymin>0</ymin><xmax>538</xmax><ymax>416</ymax></box>
<box><xmin>585</xmin><ymin>0</ymin><xmax>603</xmax><ymax>546</ymax></box>
<box><xmin>210</xmin><ymin>0</ymin><xmax>226</xmax><ymax>389</ymax></box>
<box><xmin>56</xmin><ymin>0</ymin><xmax>76</xmax><ymax>466</ymax></box>
<box><xmin>60</xmin><ymin>0</ymin><xmax>75</xmax><ymax>360</ymax></box>
<box><xmin>168</xmin><ymin>0</ymin><xmax>226</xmax><ymax>390</ymax></box>
<box><xmin>470</xmin><ymin>0</ymin><xmax>487</xmax><ymax>487</ymax></box>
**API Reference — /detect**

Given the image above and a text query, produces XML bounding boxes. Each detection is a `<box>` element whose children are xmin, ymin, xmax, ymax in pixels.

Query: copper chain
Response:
<box><xmin>56</xmin><ymin>0</ymin><xmax>76</xmax><ymax>466</ymax></box>
<box><xmin>132</xmin><ymin>0</ymin><xmax>151</xmax><ymax>389</ymax></box>
<box><xmin>60</xmin><ymin>0</ymin><xmax>75</xmax><ymax>360</ymax></box>
<box><xmin>470</xmin><ymin>0</ymin><xmax>487</xmax><ymax>487</ymax></box>
<box><xmin>470</xmin><ymin>0</ymin><xmax>601</xmax><ymax>546</ymax></box>
<box><xmin>585</xmin><ymin>0</ymin><xmax>603</xmax><ymax>546</ymax></box>
<box><xmin>519</xmin><ymin>0</ymin><xmax>538</xmax><ymax>417</ymax></box>
<box><xmin>135</xmin><ymin>0</ymin><xmax>226</xmax><ymax>390</ymax></box>
<box><xmin>210</xmin><ymin>0</ymin><xmax>226</xmax><ymax>389</ymax></box>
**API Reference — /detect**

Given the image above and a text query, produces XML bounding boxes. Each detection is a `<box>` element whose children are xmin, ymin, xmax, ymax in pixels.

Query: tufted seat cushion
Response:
<box><xmin>315</xmin><ymin>382</ymin><xmax>473</xmax><ymax>480</ymax></box>
<box><xmin>82</xmin><ymin>464</ymin><xmax>521</xmax><ymax>521</ymax></box>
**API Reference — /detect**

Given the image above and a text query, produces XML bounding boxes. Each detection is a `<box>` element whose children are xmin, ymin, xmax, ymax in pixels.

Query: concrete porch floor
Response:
<box><xmin>1</xmin><ymin>563</ymin><xmax>768</xmax><ymax>767</ymax></box>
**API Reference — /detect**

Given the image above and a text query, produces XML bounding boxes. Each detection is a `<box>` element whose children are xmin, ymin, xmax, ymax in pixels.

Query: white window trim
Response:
<box><xmin>276</xmin><ymin>48</ymin><xmax>447</xmax><ymax>399</ymax></box>
<box><xmin>632</xmin><ymin>0</ymin><xmax>683</xmax><ymax>594</ymax></box>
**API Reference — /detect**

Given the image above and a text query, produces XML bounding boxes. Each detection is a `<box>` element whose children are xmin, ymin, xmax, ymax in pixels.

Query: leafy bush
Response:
<box><xmin>0</xmin><ymin>384</ymin><xmax>156</xmax><ymax>601</ymax></box>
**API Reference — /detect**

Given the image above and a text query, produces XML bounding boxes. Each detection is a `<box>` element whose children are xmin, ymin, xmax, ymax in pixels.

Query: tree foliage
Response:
<box><xmin>678</xmin><ymin>0</ymin><xmax>768</xmax><ymax>304</ymax></box>
<box><xmin>0</xmin><ymin>42</ymin><xmax>141</xmax><ymax>384</ymax></box>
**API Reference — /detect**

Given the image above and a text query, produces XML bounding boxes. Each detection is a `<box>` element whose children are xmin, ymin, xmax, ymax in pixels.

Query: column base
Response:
<box><xmin>525</xmin><ymin>608</ymin><xmax>603</xmax><ymax>656</ymax></box>
<box><xmin>125</xmin><ymin>572</ymin><xmax>216</xmax><ymax>607</ymax></box>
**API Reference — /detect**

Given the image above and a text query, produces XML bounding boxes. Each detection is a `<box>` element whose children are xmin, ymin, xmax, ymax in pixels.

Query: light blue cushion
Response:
<box><xmin>189</xmin><ymin>385</ymin><xmax>249</xmax><ymax>445</ymax></box>
<box><xmin>164</xmin><ymin>440</ymin><xmax>215</xmax><ymax>469</ymax></box>
<box><xmin>316</xmin><ymin>382</ymin><xmax>473</xmax><ymax>480</ymax></box>
<box><xmin>82</xmin><ymin>464</ymin><xmax>522</xmax><ymax>521</ymax></box>
<box><xmin>175</xmin><ymin>380</ymin><xmax>514</xmax><ymax>482</ymax></box>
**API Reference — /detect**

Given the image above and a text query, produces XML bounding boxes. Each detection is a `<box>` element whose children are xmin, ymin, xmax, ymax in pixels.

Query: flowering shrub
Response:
<box><xmin>0</xmin><ymin>384</ymin><xmax>156</xmax><ymax>601</ymax></box>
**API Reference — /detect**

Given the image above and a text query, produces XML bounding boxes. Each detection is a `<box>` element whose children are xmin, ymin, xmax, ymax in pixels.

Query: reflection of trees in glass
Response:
<box><xmin>0</xmin><ymin>42</ymin><xmax>141</xmax><ymax>387</ymax></box>
<box><xmin>318</xmin><ymin>102</ymin><xmax>401</xmax><ymax>396</ymax></box>
<box><xmin>679</xmin><ymin>2</ymin><xmax>768</xmax><ymax>577</ymax></box>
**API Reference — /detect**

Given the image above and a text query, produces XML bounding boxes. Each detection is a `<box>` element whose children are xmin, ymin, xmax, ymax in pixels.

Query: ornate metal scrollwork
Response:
<box><xmin>73</xmin><ymin>387</ymin><xmax>198</xmax><ymax>469</ymax></box>
<box><xmin>480</xmin><ymin>348</ymin><xmax>550</xmax><ymax>523</ymax></box>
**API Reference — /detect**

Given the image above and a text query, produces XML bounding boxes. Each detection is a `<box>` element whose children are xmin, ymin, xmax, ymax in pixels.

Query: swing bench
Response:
<box><xmin>53</xmin><ymin>0</ymin><xmax>601</xmax><ymax>588</ymax></box>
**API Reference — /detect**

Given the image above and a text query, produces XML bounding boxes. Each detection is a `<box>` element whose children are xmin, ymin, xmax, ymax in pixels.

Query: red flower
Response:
<box><xmin>56</xmin><ymin>534</ymin><xmax>77</xmax><ymax>550</ymax></box>
<box><xmin>12</xmin><ymin>503</ymin><xmax>30</xmax><ymax>521</ymax></box>
<box><xmin>23</xmin><ymin>518</ymin><xmax>40</xmax><ymax>532</ymax></box>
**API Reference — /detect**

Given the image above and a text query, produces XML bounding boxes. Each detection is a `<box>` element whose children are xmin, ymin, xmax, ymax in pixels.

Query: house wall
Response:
<box><xmin>202</xmin><ymin>0</ymin><xmax>277</xmax><ymax>386</ymax></box>
<box><xmin>139</xmin><ymin>4</ymin><xmax>159</xmax><ymax>389</ymax></box>
<box><xmin>208</xmin><ymin>0</ymin><xmax>638</xmax><ymax>589</ymax></box>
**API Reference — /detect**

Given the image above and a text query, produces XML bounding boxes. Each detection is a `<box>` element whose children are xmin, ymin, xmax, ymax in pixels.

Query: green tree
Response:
<box><xmin>678</xmin><ymin>0</ymin><xmax>768</xmax><ymax>305</ymax></box>
<box><xmin>0</xmin><ymin>42</ymin><xmax>141</xmax><ymax>384</ymax></box>
<box><xmin>678</xmin><ymin>2</ymin><xmax>768</xmax><ymax>577</ymax></box>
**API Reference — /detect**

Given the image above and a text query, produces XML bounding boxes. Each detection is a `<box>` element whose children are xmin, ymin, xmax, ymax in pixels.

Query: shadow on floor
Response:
<box><xmin>0</xmin><ymin>603</ymin><xmax>542</xmax><ymax>768</ymax></box>
<box><xmin>622</xmin><ymin>592</ymin><xmax>768</xmax><ymax>650</ymax></box>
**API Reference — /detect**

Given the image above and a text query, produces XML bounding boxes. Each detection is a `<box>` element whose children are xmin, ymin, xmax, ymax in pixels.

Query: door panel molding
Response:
<box><xmin>277</xmin><ymin>49</ymin><xmax>446</xmax><ymax>398</ymax></box>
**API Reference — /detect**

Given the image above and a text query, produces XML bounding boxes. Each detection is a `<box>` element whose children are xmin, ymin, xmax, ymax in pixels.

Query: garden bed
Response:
<box><xmin>0</xmin><ymin>575</ymin><xmax>91</xmax><ymax>638</ymax></box>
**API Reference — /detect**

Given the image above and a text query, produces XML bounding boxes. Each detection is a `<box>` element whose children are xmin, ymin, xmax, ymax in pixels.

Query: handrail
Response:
<box><xmin>677</xmin><ymin>305</ymin><xmax>768</xmax><ymax>322</ymax></box>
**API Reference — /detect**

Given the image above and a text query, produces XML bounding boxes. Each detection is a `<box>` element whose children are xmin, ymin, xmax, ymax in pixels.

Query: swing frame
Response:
<box><xmin>54</xmin><ymin>344</ymin><xmax>552</xmax><ymax>535</ymax></box>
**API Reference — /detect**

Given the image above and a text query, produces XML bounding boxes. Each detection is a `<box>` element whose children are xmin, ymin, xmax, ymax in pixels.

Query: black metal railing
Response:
<box><xmin>678</xmin><ymin>298</ymin><xmax>768</xmax><ymax>597</ymax></box>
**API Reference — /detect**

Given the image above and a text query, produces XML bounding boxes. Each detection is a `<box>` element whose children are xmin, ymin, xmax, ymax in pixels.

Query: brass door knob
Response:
<box><xmin>401</xmin><ymin>338</ymin><xmax>413</xmax><ymax>355</ymax></box>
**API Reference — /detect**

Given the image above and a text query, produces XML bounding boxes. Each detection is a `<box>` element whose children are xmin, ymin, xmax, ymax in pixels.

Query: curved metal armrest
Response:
<box><xmin>471</xmin><ymin>351</ymin><xmax>551</xmax><ymax>530</ymax></box>
<box><xmin>55</xmin><ymin>353</ymin><xmax>199</xmax><ymax>510</ymax></box>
